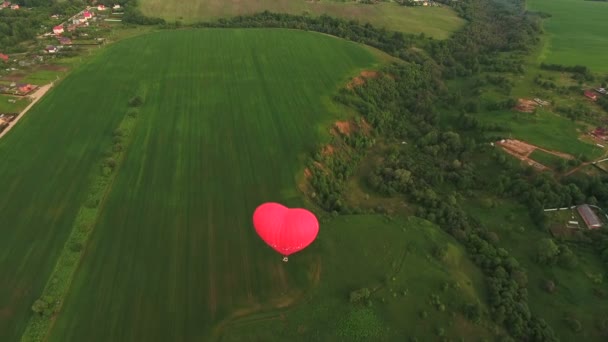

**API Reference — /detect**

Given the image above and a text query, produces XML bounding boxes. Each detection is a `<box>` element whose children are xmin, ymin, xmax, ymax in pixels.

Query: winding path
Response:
<box><xmin>0</xmin><ymin>83</ymin><xmax>53</xmax><ymax>140</ymax></box>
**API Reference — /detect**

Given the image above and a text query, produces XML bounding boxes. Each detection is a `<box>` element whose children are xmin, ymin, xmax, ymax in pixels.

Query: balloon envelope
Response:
<box><xmin>253</xmin><ymin>202</ymin><xmax>319</xmax><ymax>256</ymax></box>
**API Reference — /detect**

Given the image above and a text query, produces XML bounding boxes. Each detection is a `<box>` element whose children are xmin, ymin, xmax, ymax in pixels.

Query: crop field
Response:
<box><xmin>477</xmin><ymin>109</ymin><xmax>603</xmax><ymax>159</ymax></box>
<box><xmin>463</xmin><ymin>196</ymin><xmax>608</xmax><ymax>341</ymax></box>
<box><xmin>221</xmin><ymin>215</ymin><xmax>500</xmax><ymax>341</ymax></box>
<box><xmin>139</xmin><ymin>0</ymin><xmax>465</xmax><ymax>39</ymax></box>
<box><xmin>40</xmin><ymin>29</ymin><xmax>384</xmax><ymax>341</ymax></box>
<box><xmin>528</xmin><ymin>0</ymin><xmax>608</xmax><ymax>73</ymax></box>
<box><xmin>0</xmin><ymin>58</ymin><xmax>135</xmax><ymax>339</ymax></box>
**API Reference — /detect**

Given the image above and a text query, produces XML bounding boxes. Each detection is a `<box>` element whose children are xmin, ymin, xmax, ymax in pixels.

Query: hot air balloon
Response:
<box><xmin>253</xmin><ymin>202</ymin><xmax>319</xmax><ymax>262</ymax></box>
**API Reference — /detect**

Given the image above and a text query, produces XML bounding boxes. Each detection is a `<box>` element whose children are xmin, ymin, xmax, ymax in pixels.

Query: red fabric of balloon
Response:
<box><xmin>253</xmin><ymin>202</ymin><xmax>319</xmax><ymax>256</ymax></box>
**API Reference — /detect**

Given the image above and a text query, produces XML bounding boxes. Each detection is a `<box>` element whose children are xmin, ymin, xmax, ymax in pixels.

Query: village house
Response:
<box><xmin>17</xmin><ymin>84</ymin><xmax>34</xmax><ymax>93</ymax></box>
<box><xmin>0</xmin><ymin>1</ymin><xmax>10</xmax><ymax>9</ymax></box>
<box><xmin>10</xmin><ymin>3</ymin><xmax>18</xmax><ymax>9</ymax></box>
<box><xmin>50</xmin><ymin>14</ymin><xmax>59</xmax><ymax>19</ymax></box>
<box><xmin>113</xmin><ymin>4</ymin><xmax>121</xmax><ymax>9</ymax></box>
<box><xmin>44</xmin><ymin>45</ymin><xmax>57</xmax><ymax>54</ymax></box>
<box><xmin>53</xmin><ymin>25</ymin><xmax>64</xmax><ymax>35</ymax></box>
<box><xmin>97</xmin><ymin>4</ymin><xmax>106</xmax><ymax>11</ymax></box>
<box><xmin>584</xmin><ymin>90</ymin><xmax>598</xmax><ymax>101</ymax></box>
<box><xmin>0</xmin><ymin>53</ymin><xmax>8</xmax><ymax>62</ymax></box>
<box><xmin>596</xmin><ymin>88</ymin><xmax>607</xmax><ymax>95</ymax></box>
<box><xmin>591</xmin><ymin>127</ymin><xmax>608</xmax><ymax>141</ymax></box>
<box><xmin>83</xmin><ymin>10</ymin><xmax>92</xmax><ymax>19</ymax></box>
<box><xmin>577</xmin><ymin>204</ymin><xmax>603</xmax><ymax>229</ymax></box>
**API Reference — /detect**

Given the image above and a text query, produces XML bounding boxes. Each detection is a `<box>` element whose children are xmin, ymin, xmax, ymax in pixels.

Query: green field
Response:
<box><xmin>0</xmin><ymin>57</ymin><xmax>132</xmax><ymax>339</ymax></box>
<box><xmin>477</xmin><ymin>109</ymin><xmax>603</xmax><ymax>159</ymax></box>
<box><xmin>464</xmin><ymin>196</ymin><xmax>608</xmax><ymax>341</ymax></box>
<box><xmin>220</xmin><ymin>215</ymin><xmax>499</xmax><ymax>341</ymax></box>
<box><xmin>529</xmin><ymin>149</ymin><xmax>567</xmax><ymax>170</ymax></box>
<box><xmin>528</xmin><ymin>0</ymin><xmax>608</xmax><ymax>73</ymax></box>
<box><xmin>140</xmin><ymin>0</ymin><xmax>465</xmax><ymax>39</ymax></box>
<box><xmin>20</xmin><ymin>29</ymin><xmax>388</xmax><ymax>341</ymax></box>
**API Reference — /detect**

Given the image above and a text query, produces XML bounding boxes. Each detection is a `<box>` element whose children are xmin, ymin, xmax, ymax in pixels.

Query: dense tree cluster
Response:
<box><xmin>427</xmin><ymin>0</ymin><xmax>541</xmax><ymax>78</ymax></box>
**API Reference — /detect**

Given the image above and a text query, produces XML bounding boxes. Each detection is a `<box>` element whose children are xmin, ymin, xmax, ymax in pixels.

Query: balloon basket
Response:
<box><xmin>282</xmin><ymin>256</ymin><xmax>289</xmax><ymax>262</ymax></box>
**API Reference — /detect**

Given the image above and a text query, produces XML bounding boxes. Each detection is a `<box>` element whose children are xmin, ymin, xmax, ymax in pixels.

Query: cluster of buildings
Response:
<box><xmin>584</xmin><ymin>87</ymin><xmax>607</xmax><ymax>102</ymax></box>
<box><xmin>0</xmin><ymin>83</ymin><xmax>37</xmax><ymax>96</ymax></box>
<box><xmin>0</xmin><ymin>1</ymin><xmax>19</xmax><ymax>10</ymax></box>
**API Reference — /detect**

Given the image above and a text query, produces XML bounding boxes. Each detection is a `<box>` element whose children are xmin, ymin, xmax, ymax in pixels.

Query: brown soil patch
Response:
<box><xmin>346</xmin><ymin>70</ymin><xmax>379</xmax><ymax>89</ymax></box>
<box><xmin>334</xmin><ymin>121</ymin><xmax>352</xmax><ymax>135</ymax></box>
<box><xmin>360</xmin><ymin>70</ymin><xmax>378</xmax><ymax>78</ymax></box>
<box><xmin>499</xmin><ymin>139</ymin><xmax>536</xmax><ymax>156</ymax></box>
<box><xmin>40</xmin><ymin>64</ymin><xmax>68</xmax><ymax>72</ymax></box>
<box><xmin>514</xmin><ymin>98</ymin><xmax>538</xmax><ymax>113</ymax></box>
<box><xmin>3</xmin><ymin>73</ymin><xmax>25</xmax><ymax>82</ymax></box>
<box><xmin>304</xmin><ymin>168</ymin><xmax>312</xmax><ymax>179</ymax></box>
<box><xmin>322</xmin><ymin>144</ymin><xmax>335</xmax><ymax>156</ymax></box>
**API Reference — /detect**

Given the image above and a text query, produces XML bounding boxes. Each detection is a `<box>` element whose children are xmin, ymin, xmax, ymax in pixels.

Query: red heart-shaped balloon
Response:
<box><xmin>253</xmin><ymin>202</ymin><xmax>319</xmax><ymax>257</ymax></box>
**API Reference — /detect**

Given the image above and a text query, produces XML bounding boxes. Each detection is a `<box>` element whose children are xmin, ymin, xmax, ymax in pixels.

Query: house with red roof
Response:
<box><xmin>17</xmin><ymin>84</ymin><xmax>34</xmax><ymax>94</ymax></box>
<box><xmin>53</xmin><ymin>25</ymin><xmax>64</xmax><ymax>35</ymax></box>
<box><xmin>0</xmin><ymin>53</ymin><xmax>9</xmax><ymax>62</ymax></box>
<box><xmin>97</xmin><ymin>4</ymin><xmax>106</xmax><ymax>11</ymax></box>
<box><xmin>83</xmin><ymin>10</ymin><xmax>92</xmax><ymax>19</ymax></box>
<box><xmin>585</xmin><ymin>90</ymin><xmax>598</xmax><ymax>101</ymax></box>
<box><xmin>1</xmin><ymin>1</ymin><xmax>10</xmax><ymax>9</ymax></box>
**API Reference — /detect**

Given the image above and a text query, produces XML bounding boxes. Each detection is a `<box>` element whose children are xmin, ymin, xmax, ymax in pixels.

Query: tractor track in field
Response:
<box><xmin>211</xmin><ymin>257</ymin><xmax>321</xmax><ymax>342</ymax></box>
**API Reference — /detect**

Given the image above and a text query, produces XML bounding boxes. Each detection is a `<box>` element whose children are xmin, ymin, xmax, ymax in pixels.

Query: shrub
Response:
<box><xmin>128</xmin><ymin>95</ymin><xmax>143</xmax><ymax>107</ymax></box>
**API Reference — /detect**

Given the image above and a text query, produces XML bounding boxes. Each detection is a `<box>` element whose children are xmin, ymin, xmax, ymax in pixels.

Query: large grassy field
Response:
<box><xmin>139</xmin><ymin>0</ymin><xmax>465</xmax><ymax>39</ymax></box>
<box><xmin>528</xmin><ymin>0</ymin><xmax>608</xmax><ymax>73</ymax></box>
<box><xmin>220</xmin><ymin>215</ymin><xmax>500</xmax><ymax>341</ymax></box>
<box><xmin>38</xmin><ymin>29</ymin><xmax>386</xmax><ymax>341</ymax></box>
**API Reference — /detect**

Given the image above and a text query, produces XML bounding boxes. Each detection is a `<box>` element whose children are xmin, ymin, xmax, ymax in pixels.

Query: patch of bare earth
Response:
<box><xmin>514</xmin><ymin>98</ymin><xmax>538</xmax><ymax>113</ymax></box>
<box><xmin>334</xmin><ymin>121</ymin><xmax>352</xmax><ymax>135</ymax></box>
<box><xmin>346</xmin><ymin>70</ymin><xmax>379</xmax><ymax>89</ymax></box>
<box><xmin>3</xmin><ymin>73</ymin><xmax>25</xmax><ymax>82</ymax></box>
<box><xmin>322</xmin><ymin>144</ymin><xmax>335</xmax><ymax>156</ymax></box>
<box><xmin>40</xmin><ymin>64</ymin><xmax>68</xmax><ymax>72</ymax></box>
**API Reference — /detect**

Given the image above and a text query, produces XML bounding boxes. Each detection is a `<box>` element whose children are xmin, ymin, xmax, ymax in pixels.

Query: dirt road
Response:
<box><xmin>0</xmin><ymin>83</ymin><xmax>53</xmax><ymax>140</ymax></box>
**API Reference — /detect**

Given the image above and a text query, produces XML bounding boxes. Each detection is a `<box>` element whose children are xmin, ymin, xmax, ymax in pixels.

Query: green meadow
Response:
<box><xmin>37</xmin><ymin>29</ymin><xmax>384</xmax><ymax>341</ymax></box>
<box><xmin>139</xmin><ymin>0</ymin><xmax>465</xmax><ymax>39</ymax></box>
<box><xmin>528</xmin><ymin>0</ymin><xmax>608</xmax><ymax>73</ymax></box>
<box><xmin>220</xmin><ymin>215</ymin><xmax>499</xmax><ymax>341</ymax></box>
<box><xmin>476</xmin><ymin>109</ymin><xmax>602</xmax><ymax>159</ymax></box>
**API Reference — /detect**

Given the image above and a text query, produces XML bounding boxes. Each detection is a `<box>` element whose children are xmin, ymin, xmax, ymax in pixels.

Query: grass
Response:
<box><xmin>39</xmin><ymin>29</ymin><xmax>386</xmax><ymax>341</ymax></box>
<box><xmin>219</xmin><ymin>215</ymin><xmax>501</xmax><ymax>341</ymax></box>
<box><xmin>139</xmin><ymin>0</ymin><xmax>465</xmax><ymax>39</ymax></box>
<box><xmin>528</xmin><ymin>0</ymin><xmax>608</xmax><ymax>74</ymax></box>
<box><xmin>529</xmin><ymin>149</ymin><xmax>567</xmax><ymax>169</ymax></box>
<box><xmin>463</xmin><ymin>195</ymin><xmax>608</xmax><ymax>341</ymax></box>
<box><xmin>476</xmin><ymin>108</ymin><xmax>603</xmax><ymax>159</ymax></box>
